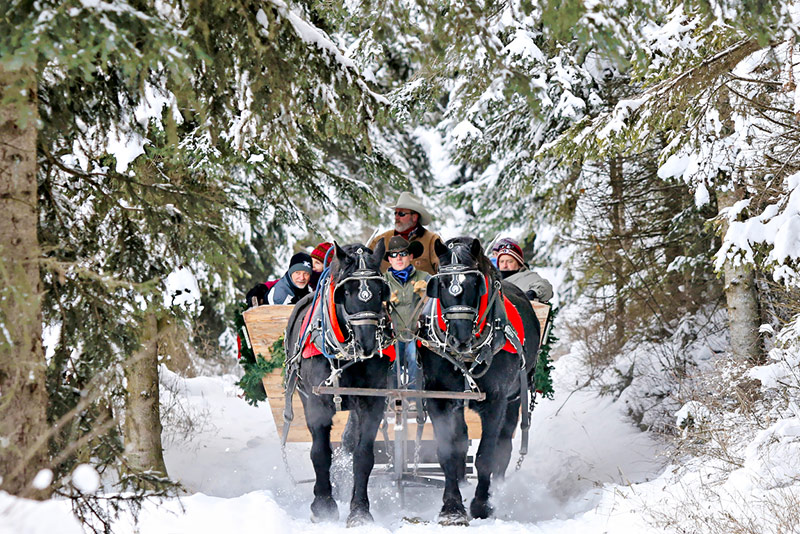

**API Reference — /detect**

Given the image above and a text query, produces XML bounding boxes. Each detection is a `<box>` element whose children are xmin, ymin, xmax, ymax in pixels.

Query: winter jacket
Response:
<box><xmin>267</xmin><ymin>272</ymin><xmax>311</xmax><ymax>305</ymax></box>
<box><xmin>506</xmin><ymin>267</ymin><xmax>553</xmax><ymax>302</ymax></box>
<box><xmin>370</xmin><ymin>226</ymin><xmax>441</xmax><ymax>275</ymax></box>
<box><xmin>384</xmin><ymin>268</ymin><xmax>429</xmax><ymax>340</ymax></box>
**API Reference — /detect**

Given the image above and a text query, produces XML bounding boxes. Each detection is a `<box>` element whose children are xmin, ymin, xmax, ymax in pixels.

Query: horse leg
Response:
<box><xmin>340</xmin><ymin>410</ymin><xmax>359</xmax><ymax>454</ymax></box>
<box><xmin>428</xmin><ymin>398</ymin><xmax>469</xmax><ymax>526</ymax></box>
<box><xmin>307</xmin><ymin>397</ymin><xmax>338</xmax><ymax>523</ymax></box>
<box><xmin>470</xmin><ymin>399</ymin><xmax>505</xmax><ymax>519</ymax></box>
<box><xmin>346</xmin><ymin>397</ymin><xmax>384</xmax><ymax>527</ymax></box>
<box><xmin>492</xmin><ymin>397</ymin><xmax>521</xmax><ymax>481</ymax></box>
<box><xmin>455</xmin><ymin>409</ymin><xmax>469</xmax><ymax>484</ymax></box>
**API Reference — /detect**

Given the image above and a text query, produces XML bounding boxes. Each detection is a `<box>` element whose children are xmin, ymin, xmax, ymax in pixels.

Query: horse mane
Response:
<box><xmin>446</xmin><ymin>237</ymin><xmax>499</xmax><ymax>285</ymax></box>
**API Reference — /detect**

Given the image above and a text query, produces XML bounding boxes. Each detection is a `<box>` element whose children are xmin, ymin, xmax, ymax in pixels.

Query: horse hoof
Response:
<box><xmin>438</xmin><ymin>510</ymin><xmax>469</xmax><ymax>526</ymax></box>
<box><xmin>346</xmin><ymin>509</ymin><xmax>373</xmax><ymax>527</ymax></box>
<box><xmin>469</xmin><ymin>499</ymin><xmax>494</xmax><ymax>520</ymax></box>
<box><xmin>310</xmin><ymin>497</ymin><xmax>338</xmax><ymax>523</ymax></box>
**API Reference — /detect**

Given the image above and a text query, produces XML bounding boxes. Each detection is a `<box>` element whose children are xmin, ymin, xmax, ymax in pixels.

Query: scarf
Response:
<box><xmin>396</xmin><ymin>223</ymin><xmax>423</xmax><ymax>241</ymax></box>
<box><xmin>389</xmin><ymin>265</ymin><xmax>415</xmax><ymax>284</ymax></box>
<box><xmin>499</xmin><ymin>269</ymin><xmax>518</xmax><ymax>280</ymax></box>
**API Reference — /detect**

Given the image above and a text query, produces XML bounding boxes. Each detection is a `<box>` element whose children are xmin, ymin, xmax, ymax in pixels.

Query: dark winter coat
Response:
<box><xmin>267</xmin><ymin>272</ymin><xmax>311</xmax><ymax>305</ymax></box>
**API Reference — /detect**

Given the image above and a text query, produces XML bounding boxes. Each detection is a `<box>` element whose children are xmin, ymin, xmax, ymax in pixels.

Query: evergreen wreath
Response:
<box><xmin>533</xmin><ymin>306</ymin><xmax>558</xmax><ymax>400</ymax></box>
<box><xmin>234</xmin><ymin>304</ymin><xmax>286</xmax><ymax>406</ymax></box>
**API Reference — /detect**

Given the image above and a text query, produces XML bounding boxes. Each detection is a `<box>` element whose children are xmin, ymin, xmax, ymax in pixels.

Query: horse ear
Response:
<box><xmin>470</xmin><ymin>237</ymin><xmax>482</xmax><ymax>259</ymax></box>
<box><xmin>371</xmin><ymin>239</ymin><xmax>385</xmax><ymax>267</ymax></box>
<box><xmin>433</xmin><ymin>238</ymin><xmax>448</xmax><ymax>258</ymax></box>
<box><xmin>334</xmin><ymin>241</ymin><xmax>347</xmax><ymax>263</ymax></box>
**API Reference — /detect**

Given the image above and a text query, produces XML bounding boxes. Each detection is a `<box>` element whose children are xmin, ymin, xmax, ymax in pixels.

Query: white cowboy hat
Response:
<box><xmin>389</xmin><ymin>191</ymin><xmax>432</xmax><ymax>226</ymax></box>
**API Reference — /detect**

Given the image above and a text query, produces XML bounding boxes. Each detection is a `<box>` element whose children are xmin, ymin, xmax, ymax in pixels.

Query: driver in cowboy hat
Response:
<box><xmin>382</xmin><ymin>236</ymin><xmax>429</xmax><ymax>392</ymax></box>
<box><xmin>369</xmin><ymin>191</ymin><xmax>442</xmax><ymax>275</ymax></box>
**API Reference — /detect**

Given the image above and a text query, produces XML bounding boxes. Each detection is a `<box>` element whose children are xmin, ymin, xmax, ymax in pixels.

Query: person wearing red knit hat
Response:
<box><xmin>309</xmin><ymin>242</ymin><xmax>333</xmax><ymax>290</ymax></box>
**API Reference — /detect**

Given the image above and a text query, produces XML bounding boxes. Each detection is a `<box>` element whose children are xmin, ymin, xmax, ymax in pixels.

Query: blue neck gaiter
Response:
<box><xmin>389</xmin><ymin>265</ymin><xmax>415</xmax><ymax>284</ymax></box>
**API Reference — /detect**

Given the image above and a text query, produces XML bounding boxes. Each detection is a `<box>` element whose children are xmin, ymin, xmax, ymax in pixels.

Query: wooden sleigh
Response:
<box><xmin>241</xmin><ymin>301</ymin><xmax>552</xmax><ymax>444</ymax></box>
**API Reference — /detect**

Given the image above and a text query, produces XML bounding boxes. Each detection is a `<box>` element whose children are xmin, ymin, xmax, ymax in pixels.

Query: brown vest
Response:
<box><xmin>369</xmin><ymin>227</ymin><xmax>441</xmax><ymax>275</ymax></box>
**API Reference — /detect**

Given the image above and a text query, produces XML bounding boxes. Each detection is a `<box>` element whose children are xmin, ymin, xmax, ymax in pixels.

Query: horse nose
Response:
<box><xmin>357</xmin><ymin>332</ymin><xmax>379</xmax><ymax>356</ymax></box>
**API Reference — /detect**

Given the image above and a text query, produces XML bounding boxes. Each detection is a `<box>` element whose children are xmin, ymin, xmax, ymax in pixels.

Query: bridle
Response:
<box><xmin>321</xmin><ymin>247</ymin><xmax>394</xmax><ymax>360</ymax></box>
<box><xmin>425</xmin><ymin>244</ymin><xmax>504</xmax><ymax>362</ymax></box>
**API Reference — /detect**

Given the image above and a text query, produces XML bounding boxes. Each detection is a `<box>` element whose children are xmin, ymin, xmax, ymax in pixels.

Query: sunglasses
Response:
<box><xmin>394</xmin><ymin>211</ymin><xmax>413</xmax><ymax>217</ymax></box>
<box><xmin>388</xmin><ymin>251</ymin><xmax>410</xmax><ymax>258</ymax></box>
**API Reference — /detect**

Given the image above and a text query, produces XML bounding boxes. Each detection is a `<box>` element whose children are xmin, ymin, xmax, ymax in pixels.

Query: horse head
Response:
<box><xmin>427</xmin><ymin>237</ymin><xmax>495</xmax><ymax>355</ymax></box>
<box><xmin>328</xmin><ymin>240</ymin><xmax>392</xmax><ymax>358</ymax></box>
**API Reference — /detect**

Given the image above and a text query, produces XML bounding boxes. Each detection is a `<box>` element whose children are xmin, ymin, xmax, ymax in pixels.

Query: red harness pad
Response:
<box><xmin>300</xmin><ymin>302</ymin><xmax>322</xmax><ymax>358</ymax></box>
<box><xmin>299</xmin><ymin>291</ymin><xmax>395</xmax><ymax>361</ymax></box>
<box><xmin>303</xmin><ymin>338</ymin><xmax>396</xmax><ymax>361</ymax></box>
<box><xmin>501</xmin><ymin>296</ymin><xmax>525</xmax><ymax>354</ymax></box>
<box><xmin>431</xmin><ymin>288</ymin><xmax>525</xmax><ymax>354</ymax></box>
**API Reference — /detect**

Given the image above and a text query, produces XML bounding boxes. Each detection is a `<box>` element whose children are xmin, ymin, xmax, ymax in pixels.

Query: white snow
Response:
<box><xmin>70</xmin><ymin>464</ymin><xmax>100</xmax><ymax>494</ymax></box>
<box><xmin>0</xmin><ymin>491</ymin><xmax>83</xmax><ymax>534</ymax></box>
<box><xmin>163</xmin><ymin>267</ymin><xmax>202</xmax><ymax>311</ymax></box>
<box><xmin>1</xmin><ymin>346</ymin><xmax>672</xmax><ymax>533</ymax></box>
<box><xmin>657</xmin><ymin>152</ymin><xmax>691</xmax><ymax>179</ymax></box>
<box><xmin>31</xmin><ymin>470</ymin><xmax>53</xmax><ymax>491</ymax></box>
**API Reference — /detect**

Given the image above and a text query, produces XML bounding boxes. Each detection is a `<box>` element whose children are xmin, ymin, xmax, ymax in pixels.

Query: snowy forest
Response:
<box><xmin>3</xmin><ymin>0</ymin><xmax>800</xmax><ymax>532</ymax></box>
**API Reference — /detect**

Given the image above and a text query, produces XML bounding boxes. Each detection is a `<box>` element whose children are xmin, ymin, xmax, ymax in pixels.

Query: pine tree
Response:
<box><xmin>2</xmin><ymin>0</ymin><xmax>395</xmax><ymax>499</ymax></box>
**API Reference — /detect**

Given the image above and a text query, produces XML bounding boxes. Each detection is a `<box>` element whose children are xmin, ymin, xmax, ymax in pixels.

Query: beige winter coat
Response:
<box><xmin>370</xmin><ymin>226</ymin><xmax>441</xmax><ymax>275</ymax></box>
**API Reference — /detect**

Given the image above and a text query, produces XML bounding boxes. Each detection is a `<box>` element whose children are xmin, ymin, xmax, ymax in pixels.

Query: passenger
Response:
<box><xmin>266</xmin><ymin>252</ymin><xmax>314</xmax><ymax>305</ymax></box>
<box><xmin>369</xmin><ymin>191</ymin><xmax>442</xmax><ymax>275</ymax></box>
<box><xmin>489</xmin><ymin>237</ymin><xmax>517</xmax><ymax>268</ymax></box>
<box><xmin>309</xmin><ymin>241</ymin><xmax>333</xmax><ymax>290</ymax></box>
<box><xmin>383</xmin><ymin>236</ymin><xmax>428</xmax><ymax>391</ymax></box>
<box><xmin>495</xmin><ymin>239</ymin><xmax>553</xmax><ymax>302</ymax></box>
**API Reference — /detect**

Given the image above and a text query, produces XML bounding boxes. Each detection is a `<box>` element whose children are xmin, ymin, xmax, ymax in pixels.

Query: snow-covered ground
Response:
<box><xmin>1</xmin><ymin>344</ymin><xmax>673</xmax><ymax>534</ymax></box>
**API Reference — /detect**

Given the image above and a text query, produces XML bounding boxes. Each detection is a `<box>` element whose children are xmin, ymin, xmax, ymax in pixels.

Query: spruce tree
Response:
<box><xmin>2</xmin><ymin>0</ymin><xmax>395</xmax><ymax>499</ymax></box>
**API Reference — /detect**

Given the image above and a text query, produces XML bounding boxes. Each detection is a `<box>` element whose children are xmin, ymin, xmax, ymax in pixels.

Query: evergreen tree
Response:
<box><xmin>2</xmin><ymin>0</ymin><xmax>395</xmax><ymax>500</ymax></box>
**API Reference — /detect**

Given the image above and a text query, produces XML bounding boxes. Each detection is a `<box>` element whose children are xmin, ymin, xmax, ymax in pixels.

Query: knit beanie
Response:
<box><xmin>495</xmin><ymin>239</ymin><xmax>525</xmax><ymax>267</ymax></box>
<box><xmin>492</xmin><ymin>237</ymin><xmax>519</xmax><ymax>253</ymax></box>
<box><xmin>310</xmin><ymin>242</ymin><xmax>333</xmax><ymax>264</ymax></box>
<box><xmin>287</xmin><ymin>252</ymin><xmax>313</xmax><ymax>277</ymax></box>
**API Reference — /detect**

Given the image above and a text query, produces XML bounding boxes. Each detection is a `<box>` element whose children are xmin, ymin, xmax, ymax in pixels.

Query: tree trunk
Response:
<box><xmin>123</xmin><ymin>314</ymin><xmax>168</xmax><ymax>483</ymax></box>
<box><xmin>609</xmin><ymin>156</ymin><xmax>626</xmax><ymax>349</ymax></box>
<box><xmin>0</xmin><ymin>66</ymin><xmax>50</xmax><ymax>498</ymax></box>
<box><xmin>714</xmin><ymin>84</ymin><xmax>764</xmax><ymax>365</ymax></box>
<box><xmin>716</xmin><ymin>187</ymin><xmax>763</xmax><ymax>364</ymax></box>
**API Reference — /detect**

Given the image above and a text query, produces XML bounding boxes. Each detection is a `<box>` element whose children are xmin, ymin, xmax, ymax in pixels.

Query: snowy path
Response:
<box><xmin>124</xmin><ymin>353</ymin><xmax>669</xmax><ymax>534</ymax></box>
<box><xmin>1</xmin><ymin>352</ymin><xmax>669</xmax><ymax>534</ymax></box>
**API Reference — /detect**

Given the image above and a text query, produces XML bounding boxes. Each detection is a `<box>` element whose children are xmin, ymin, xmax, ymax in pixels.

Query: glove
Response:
<box><xmin>413</xmin><ymin>279</ymin><xmax>428</xmax><ymax>295</ymax></box>
<box><xmin>246</xmin><ymin>283</ymin><xmax>270</xmax><ymax>307</ymax></box>
<box><xmin>390</xmin><ymin>290</ymin><xmax>400</xmax><ymax>304</ymax></box>
<box><xmin>525</xmin><ymin>289</ymin><xmax>538</xmax><ymax>301</ymax></box>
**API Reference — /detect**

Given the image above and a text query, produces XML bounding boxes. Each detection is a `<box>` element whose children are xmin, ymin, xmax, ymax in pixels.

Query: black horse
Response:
<box><xmin>283</xmin><ymin>242</ymin><xmax>393</xmax><ymax>526</ymax></box>
<box><xmin>418</xmin><ymin>237</ymin><xmax>541</xmax><ymax>525</ymax></box>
